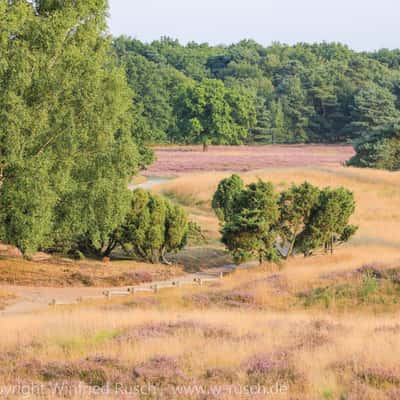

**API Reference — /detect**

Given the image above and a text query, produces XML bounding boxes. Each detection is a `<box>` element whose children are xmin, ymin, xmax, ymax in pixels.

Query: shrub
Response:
<box><xmin>296</xmin><ymin>187</ymin><xmax>358</xmax><ymax>256</ymax></box>
<box><xmin>213</xmin><ymin>175</ymin><xmax>358</xmax><ymax>264</ymax></box>
<box><xmin>118</xmin><ymin>189</ymin><xmax>189</xmax><ymax>263</ymax></box>
<box><xmin>212</xmin><ymin>174</ymin><xmax>244</xmax><ymax>222</ymax></box>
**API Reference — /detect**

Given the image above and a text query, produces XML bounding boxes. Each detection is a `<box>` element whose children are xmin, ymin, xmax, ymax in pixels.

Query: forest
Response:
<box><xmin>114</xmin><ymin>36</ymin><xmax>400</xmax><ymax>155</ymax></box>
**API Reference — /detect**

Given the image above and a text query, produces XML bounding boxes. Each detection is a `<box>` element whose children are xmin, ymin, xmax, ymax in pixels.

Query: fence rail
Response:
<box><xmin>49</xmin><ymin>271</ymin><xmax>226</xmax><ymax>307</ymax></box>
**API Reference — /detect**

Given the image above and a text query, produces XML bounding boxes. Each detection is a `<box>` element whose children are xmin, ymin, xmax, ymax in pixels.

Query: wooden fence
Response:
<box><xmin>49</xmin><ymin>271</ymin><xmax>225</xmax><ymax>306</ymax></box>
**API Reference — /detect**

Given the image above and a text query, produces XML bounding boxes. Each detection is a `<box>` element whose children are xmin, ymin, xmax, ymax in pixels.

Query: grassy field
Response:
<box><xmin>1</xmin><ymin>147</ymin><xmax>400</xmax><ymax>399</ymax></box>
<box><xmin>1</xmin><ymin>266</ymin><xmax>400</xmax><ymax>399</ymax></box>
<box><xmin>0</xmin><ymin>257</ymin><xmax>183</xmax><ymax>288</ymax></box>
<box><xmin>0</xmin><ymin>289</ymin><xmax>15</xmax><ymax>310</ymax></box>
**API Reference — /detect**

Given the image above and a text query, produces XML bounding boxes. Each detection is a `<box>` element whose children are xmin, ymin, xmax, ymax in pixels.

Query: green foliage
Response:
<box><xmin>278</xmin><ymin>182</ymin><xmax>321</xmax><ymax>258</ymax></box>
<box><xmin>348</xmin><ymin>83</ymin><xmax>400</xmax><ymax>137</ymax></box>
<box><xmin>360</xmin><ymin>273</ymin><xmax>379</xmax><ymax>301</ymax></box>
<box><xmin>172</xmin><ymin>78</ymin><xmax>256</xmax><ymax>148</ymax></box>
<box><xmin>0</xmin><ymin>1</ymin><xmax>146</xmax><ymax>255</ymax></box>
<box><xmin>0</xmin><ymin>160</ymin><xmax>56</xmax><ymax>254</ymax></box>
<box><xmin>213</xmin><ymin>176</ymin><xmax>358</xmax><ymax>264</ymax></box>
<box><xmin>114</xmin><ymin>38</ymin><xmax>400</xmax><ymax>147</ymax></box>
<box><xmin>296</xmin><ymin>188</ymin><xmax>358</xmax><ymax>256</ymax></box>
<box><xmin>212</xmin><ymin>174</ymin><xmax>244</xmax><ymax>222</ymax></box>
<box><xmin>119</xmin><ymin>190</ymin><xmax>189</xmax><ymax>263</ymax></box>
<box><xmin>348</xmin><ymin>123</ymin><xmax>400</xmax><ymax>170</ymax></box>
<box><xmin>218</xmin><ymin>178</ymin><xmax>280</xmax><ymax>264</ymax></box>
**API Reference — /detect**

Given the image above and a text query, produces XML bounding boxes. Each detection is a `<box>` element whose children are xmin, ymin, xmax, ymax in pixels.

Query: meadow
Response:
<box><xmin>1</xmin><ymin>146</ymin><xmax>400</xmax><ymax>399</ymax></box>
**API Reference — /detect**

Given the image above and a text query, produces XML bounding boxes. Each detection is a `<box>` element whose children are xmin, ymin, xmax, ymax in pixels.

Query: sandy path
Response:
<box><xmin>0</xmin><ymin>262</ymin><xmax>258</xmax><ymax>316</ymax></box>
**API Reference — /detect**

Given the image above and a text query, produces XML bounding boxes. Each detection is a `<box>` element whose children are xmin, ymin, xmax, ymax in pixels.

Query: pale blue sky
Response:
<box><xmin>108</xmin><ymin>0</ymin><xmax>399</xmax><ymax>51</ymax></box>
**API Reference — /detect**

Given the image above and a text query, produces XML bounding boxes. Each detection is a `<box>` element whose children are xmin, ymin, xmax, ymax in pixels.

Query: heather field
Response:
<box><xmin>2</xmin><ymin>163</ymin><xmax>400</xmax><ymax>399</ymax></box>
<box><xmin>143</xmin><ymin>145</ymin><xmax>355</xmax><ymax>176</ymax></box>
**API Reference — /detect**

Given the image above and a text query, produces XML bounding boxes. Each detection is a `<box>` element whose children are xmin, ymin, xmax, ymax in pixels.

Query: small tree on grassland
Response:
<box><xmin>347</xmin><ymin>123</ymin><xmax>400</xmax><ymax>171</ymax></box>
<box><xmin>213</xmin><ymin>175</ymin><xmax>358</xmax><ymax>264</ymax></box>
<box><xmin>296</xmin><ymin>187</ymin><xmax>358</xmax><ymax>256</ymax></box>
<box><xmin>221</xmin><ymin>180</ymin><xmax>280</xmax><ymax>265</ymax></box>
<box><xmin>278</xmin><ymin>182</ymin><xmax>320</xmax><ymax>258</ymax></box>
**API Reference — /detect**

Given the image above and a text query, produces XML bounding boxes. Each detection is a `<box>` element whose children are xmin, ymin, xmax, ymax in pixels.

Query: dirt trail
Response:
<box><xmin>0</xmin><ymin>262</ymin><xmax>258</xmax><ymax>316</ymax></box>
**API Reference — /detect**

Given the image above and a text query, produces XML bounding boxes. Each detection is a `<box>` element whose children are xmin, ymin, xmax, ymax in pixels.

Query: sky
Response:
<box><xmin>108</xmin><ymin>0</ymin><xmax>399</xmax><ymax>51</ymax></box>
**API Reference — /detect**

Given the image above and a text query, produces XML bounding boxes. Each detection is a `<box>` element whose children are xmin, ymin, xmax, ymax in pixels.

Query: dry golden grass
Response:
<box><xmin>1</xmin><ymin>165</ymin><xmax>400</xmax><ymax>399</ymax></box>
<box><xmin>0</xmin><ymin>289</ymin><xmax>15</xmax><ymax>310</ymax></box>
<box><xmin>0</xmin><ymin>257</ymin><xmax>183</xmax><ymax>287</ymax></box>
<box><xmin>1</xmin><ymin>304</ymin><xmax>400</xmax><ymax>399</ymax></box>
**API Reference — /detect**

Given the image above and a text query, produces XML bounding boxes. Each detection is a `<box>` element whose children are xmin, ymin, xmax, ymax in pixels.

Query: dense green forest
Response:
<box><xmin>113</xmin><ymin>36</ymin><xmax>400</xmax><ymax>149</ymax></box>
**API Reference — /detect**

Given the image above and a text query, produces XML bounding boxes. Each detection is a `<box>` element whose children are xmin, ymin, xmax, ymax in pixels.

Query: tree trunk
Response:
<box><xmin>161</xmin><ymin>248</ymin><xmax>172</xmax><ymax>265</ymax></box>
<box><xmin>103</xmin><ymin>240</ymin><xmax>117</xmax><ymax>257</ymax></box>
<box><xmin>286</xmin><ymin>233</ymin><xmax>297</xmax><ymax>259</ymax></box>
<box><xmin>203</xmin><ymin>142</ymin><xmax>209</xmax><ymax>152</ymax></box>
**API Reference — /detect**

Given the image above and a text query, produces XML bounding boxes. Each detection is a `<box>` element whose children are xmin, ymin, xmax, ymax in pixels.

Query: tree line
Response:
<box><xmin>114</xmin><ymin>36</ymin><xmax>400</xmax><ymax>157</ymax></box>
<box><xmin>213</xmin><ymin>175</ymin><xmax>358</xmax><ymax>264</ymax></box>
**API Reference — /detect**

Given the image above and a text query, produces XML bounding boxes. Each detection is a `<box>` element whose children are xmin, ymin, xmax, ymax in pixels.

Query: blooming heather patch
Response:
<box><xmin>10</xmin><ymin>356</ymin><xmax>130</xmax><ymax>388</ymax></box>
<box><xmin>238</xmin><ymin>274</ymin><xmax>290</xmax><ymax>295</ymax></box>
<box><xmin>116</xmin><ymin>320</ymin><xmax>236</xmax><ymax>342</ymax></box>
<box><xmin>103</xmin><ymin>271</ymin><xmax>157</xmax><ymax>287</ymax></box>
<box><xmin>344</xmin><ymin>381</ymin><xmax>376</xmax><ymax>400</ymax></box>
<box><xmin>187</xmin><ymin>293</ymin><xmax>212</xmax><ymax>308</ymax></box>
<box><xmin>243</xmin><ymin>353</ymin><xmax>304</xmax><ymax>386</ymax></box>
<box><xmin>144</xmin><ymin>145</ymin><xmax>354</xmax><ymax>176</ymax></box>
<box><xmin>133</xmin><ymin>356</ymin><xmax>186</xmax><ymax>386</ymax></box>
<box><xmin>221</xmin><ymin>290</ymin><xmax>258</xmax><ymax>308</ymax></box>
<box><xmin>387</xmin><ymin>389</ymin><xmax>400</xmax><ymax>400</ymax></box>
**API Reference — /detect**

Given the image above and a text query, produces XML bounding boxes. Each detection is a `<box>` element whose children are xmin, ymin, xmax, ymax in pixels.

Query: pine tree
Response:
<box><xmin>221</xmin><ymin>180</ymin><xmax>280</xmax><ymax>264</ymax></box>
<box><xmin>212</xmin><ymin>174</ymin><xmax>244</xmax><ymax>222</ymax></box>
<box><xmin>278</xmin><ymin>182</ymin><xmax>320</xmax><ymax>258</ymax></box>
<box><xmin>297</xmin><ymin>188</ymin><xmax>358</xmax><ymax>256</ymax></box>
<box><xmin>118</xmin><ymin>190</ymin><xmax>189</xmax><ymax>263</ymax></box>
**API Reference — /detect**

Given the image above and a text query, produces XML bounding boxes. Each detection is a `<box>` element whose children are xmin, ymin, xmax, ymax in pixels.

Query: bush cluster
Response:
<box><xmin>213</xmin><ymin>175</ymin><xmax>358</xmax><ymax>264</ymax></box>
<box><xmin>78</xmin><ymin>189</ymin><xmax>189</xmax><ymax>263</ymax></box>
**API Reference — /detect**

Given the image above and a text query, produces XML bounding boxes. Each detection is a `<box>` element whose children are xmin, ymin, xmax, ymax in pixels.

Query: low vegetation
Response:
<box><xmin>2</xmin><ymin>258</ymin><xmax>400</xmax><ymax>399</ymax></box>
<box><xmin>0</xmin><ymin>258</ymin><xmax>183</xmax><ymax>288</ymax></box>
<box><xmin>145</xmin><ymin>145</ymin><xmax>354</xmax><ymax>176</ymax></box>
